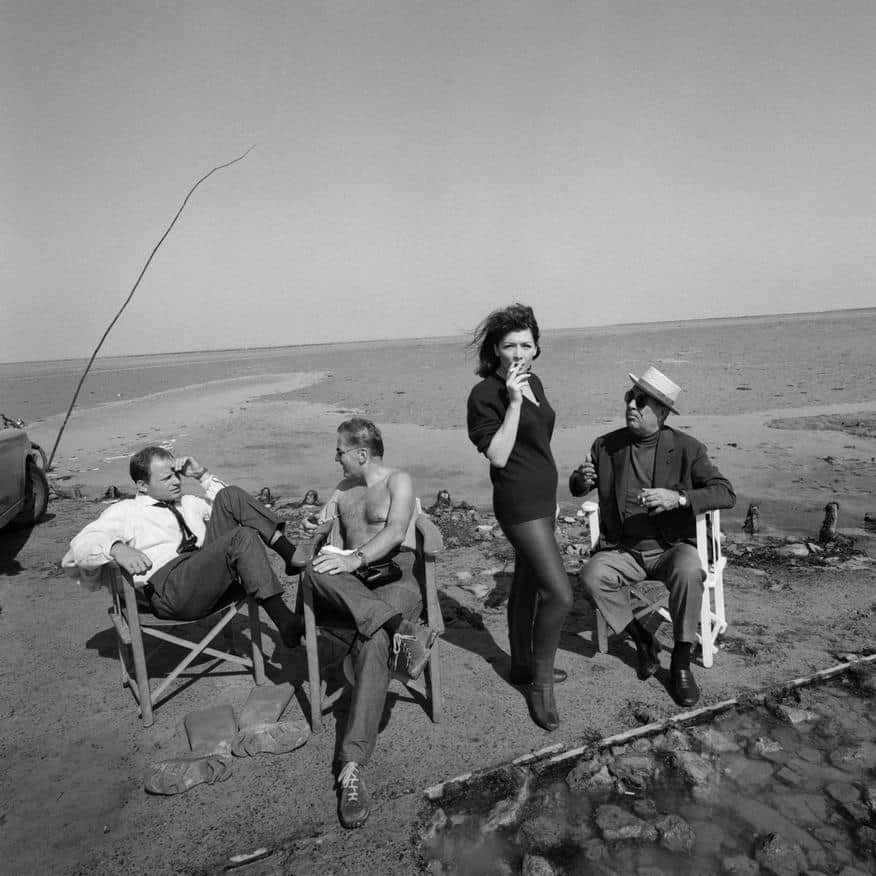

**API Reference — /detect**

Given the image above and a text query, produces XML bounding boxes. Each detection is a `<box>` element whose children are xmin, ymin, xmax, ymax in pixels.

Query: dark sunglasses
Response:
<box><xmin>624</xmin><ymin>389</ymin><xmax>652</xmax><ymax>408</ymax></box>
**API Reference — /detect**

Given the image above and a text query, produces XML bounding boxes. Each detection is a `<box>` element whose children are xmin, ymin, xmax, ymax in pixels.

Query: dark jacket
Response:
<box><xmin>569</xmin><ymin>425</ymin><xmax>735</xmax><ymax>550</ymax></box>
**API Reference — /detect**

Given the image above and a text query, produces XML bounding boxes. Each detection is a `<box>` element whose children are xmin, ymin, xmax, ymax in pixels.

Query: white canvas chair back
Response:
<box><xmin>581</xmin><ymin>501</ymin><xmax>728</xmax><ymax>667</ymax></box>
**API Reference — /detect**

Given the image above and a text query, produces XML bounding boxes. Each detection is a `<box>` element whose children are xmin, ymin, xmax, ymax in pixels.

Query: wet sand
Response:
<box><xmin>32</xmin><ymin>373</ymin><xmax>876</xmax><ymax>555</ymax></box>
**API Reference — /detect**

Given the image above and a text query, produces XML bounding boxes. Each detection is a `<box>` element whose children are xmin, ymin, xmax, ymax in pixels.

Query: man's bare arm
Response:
<box><xmin>311</xmin><ymin>471</ymin><xmax>415</xmax><ymax>575</ymax></box>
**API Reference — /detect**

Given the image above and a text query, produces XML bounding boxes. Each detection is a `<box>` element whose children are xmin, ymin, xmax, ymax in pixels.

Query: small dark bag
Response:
<box><xmin>354</xmin><ymin>559</ymin><xmax>403</xmax><ymax>588</ymax></box>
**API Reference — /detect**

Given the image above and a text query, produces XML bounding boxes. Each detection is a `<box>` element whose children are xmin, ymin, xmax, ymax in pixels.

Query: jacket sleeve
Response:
<box><xmin>685</xmin><ymin>443</ymin><xmax>735</xmax><ymax>514</ymax></box>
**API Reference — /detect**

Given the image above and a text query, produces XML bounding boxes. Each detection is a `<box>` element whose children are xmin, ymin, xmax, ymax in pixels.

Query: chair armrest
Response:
<box><xmin>581</xmin><ymin>501</ymin><xmax>600</xmax><ymax>550</ymax></box>
<box><xmin>415</xmin><ymin>514</ymin><xmax>444</xmax><ymax>556</ymax></box>
<box><xmin>102</xmin><ymin>561</ymin><xmax>126</xmax><ymax>590</ymax></box>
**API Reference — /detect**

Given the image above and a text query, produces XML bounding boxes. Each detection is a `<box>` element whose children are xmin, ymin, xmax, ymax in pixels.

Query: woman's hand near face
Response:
<box><xmin>505</xmin><ymin>360</ymin><xmax>530</xmax><ymax>405</ymax></box>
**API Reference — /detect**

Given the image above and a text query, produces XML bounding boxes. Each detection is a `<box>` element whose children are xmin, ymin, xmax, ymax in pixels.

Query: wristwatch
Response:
<box><xmin>677</xmin><ymin>491</ymin><xmax>689</xmax><ymax>509</ymax></box>
<box><xmin>354</xmin><ymin>549</ymin><xmax>368</xmax><ymax>569</ymax></box>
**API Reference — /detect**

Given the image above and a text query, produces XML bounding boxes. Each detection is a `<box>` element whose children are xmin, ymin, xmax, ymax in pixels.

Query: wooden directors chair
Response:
<box><xmin>104</xmin><ymin>563</ymin><xmax>266</xmax><ymax>727</ymax></box>
<box><xmin>581</xmin><ymin>501</ymin><xmax>727</xmax><ymax>667</ymax></box>
<box><xmin>300</xmin><ymin>507</ymin><xmax>445</xmax><ymax>732</ymax></box>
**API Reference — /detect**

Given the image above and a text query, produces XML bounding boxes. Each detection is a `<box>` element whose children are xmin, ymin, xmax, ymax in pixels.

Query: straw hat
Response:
<box><xmin>628</xmin><ymin>365</ymin><xmax>681</xmax><ymax>414</ymax></box>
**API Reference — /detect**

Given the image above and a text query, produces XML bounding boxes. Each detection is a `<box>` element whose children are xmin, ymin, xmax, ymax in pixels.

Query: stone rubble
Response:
<box><xmin>421</xmin><ymin>673</ymin><xmax>875</xmax><ymax>875</ymax></box>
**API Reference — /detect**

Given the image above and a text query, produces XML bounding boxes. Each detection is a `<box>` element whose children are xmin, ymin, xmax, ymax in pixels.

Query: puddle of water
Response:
<box><xmin>422</xmin><ymin>666</ymin><xmax>875</xmax><ymax>875</ymax></box>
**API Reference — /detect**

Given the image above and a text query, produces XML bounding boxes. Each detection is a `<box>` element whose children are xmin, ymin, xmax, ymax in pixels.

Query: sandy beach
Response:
<box><xmin>1</xmin><ymin>311</ymin><xmax>875</xmax><ymax>873</ymax></box>
<box><xmin>29</xmin><ymin>372</ymin><xmax>876</xmax><ymax>554</ymax></box>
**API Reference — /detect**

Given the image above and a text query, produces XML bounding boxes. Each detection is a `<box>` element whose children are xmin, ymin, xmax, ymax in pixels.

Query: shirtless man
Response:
<box><xmin>301</xmin><ymin>418</ymin><xmax>437</xmax><ymax>829</ymax></box>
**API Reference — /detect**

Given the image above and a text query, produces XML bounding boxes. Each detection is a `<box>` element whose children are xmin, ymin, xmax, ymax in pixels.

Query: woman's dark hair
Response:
<box><xmin>469</xmin><ymin>303</ymin><xmax>540</xmax><ymax>377</ymax></box>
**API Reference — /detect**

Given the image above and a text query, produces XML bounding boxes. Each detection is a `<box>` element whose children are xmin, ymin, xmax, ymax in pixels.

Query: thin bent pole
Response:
<box><xmin>46</xmin><ymin>148</ymin><xmax>254</xmax><ymax>471</ymax></box>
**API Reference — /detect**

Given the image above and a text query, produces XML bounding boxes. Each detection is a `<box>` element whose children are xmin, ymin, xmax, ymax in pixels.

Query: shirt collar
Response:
<box><xmin>132</xmin><ymin>493</ymin><xmax>181</xmax><ymax>506</ymax></box>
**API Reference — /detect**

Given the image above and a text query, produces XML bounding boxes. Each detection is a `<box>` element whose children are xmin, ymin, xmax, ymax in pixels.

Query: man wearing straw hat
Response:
<box><xmin>570</xmin><ymin>366</ymin><xmax>735</xmax><ymax>707</ymax></box>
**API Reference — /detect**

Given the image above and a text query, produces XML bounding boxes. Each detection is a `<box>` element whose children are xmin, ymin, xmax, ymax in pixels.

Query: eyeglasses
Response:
<box><xmin>335</xmin><ymin>446</ymin><xmax>360</xmax><ymax>460</ymax></box>
<box><xmin>624</xmin><ymin>389</ymin><xmax>652</xmax><ymax>408</ymax></box>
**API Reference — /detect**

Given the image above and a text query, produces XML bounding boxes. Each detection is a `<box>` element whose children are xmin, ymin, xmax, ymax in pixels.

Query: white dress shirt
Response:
<box><xmin>62</xmin><ymin>472</ymin><xmax>227</xmax><ymax>587</ymax></box>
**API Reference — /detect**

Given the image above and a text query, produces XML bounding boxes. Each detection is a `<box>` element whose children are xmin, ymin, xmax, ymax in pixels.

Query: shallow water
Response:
<box><xmin>422</xmin><ymin>669</ymin><xmax>876</xmax><ymax>875</ymax></box>
<box><xmin>4</xmin><ymin>308</ymin><xmax>876</xmax><ymax>426</ymax></box>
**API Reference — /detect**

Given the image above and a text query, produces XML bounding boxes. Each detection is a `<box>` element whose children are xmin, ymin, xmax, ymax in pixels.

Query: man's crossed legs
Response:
<box><xmin>147</xmin><ymin>486</ymin><xmax>302</xmax><ymax>645</ymax></box>
<box><xmin>579</xmin><ymin>542</ymin><xmax>706</xmax><ymax>706</ymax></box>
<box><xmin>302</xmin><ymin>552</ymin><xmax>436</xmax><ymax>828</ymax></box>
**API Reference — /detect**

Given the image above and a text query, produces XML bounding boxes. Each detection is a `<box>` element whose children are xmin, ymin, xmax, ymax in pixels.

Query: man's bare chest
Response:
<box><xmin>337</xmin><ymin>485</ymin><xmax>390</xmax><ymax>527</ymax></box>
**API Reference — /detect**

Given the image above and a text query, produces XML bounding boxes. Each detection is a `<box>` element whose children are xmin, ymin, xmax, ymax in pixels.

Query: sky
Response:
<box><xmin>2</xmin><ymin>1</ymin><xmax>875</xmax><ymax>362</ymax></box>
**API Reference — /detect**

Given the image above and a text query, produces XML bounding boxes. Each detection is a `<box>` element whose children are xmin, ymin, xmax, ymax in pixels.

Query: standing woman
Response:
<box><xmin>466</xmin><ymin>303</ymin><xmax>573</xmax><ymax>731</ymax></box>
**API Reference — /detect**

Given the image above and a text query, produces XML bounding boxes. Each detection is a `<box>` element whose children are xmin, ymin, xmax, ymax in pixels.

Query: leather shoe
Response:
<box><xmin>635</xmin><ymin>638</ymin><xmax>661</xmax><ymax>680</ymax></box>
<box><xmin>670</xmin><ymin>667</ymin><xmax>700</xmax><ymax>707</ymax></box>
<box><xmin>509</xmin><ymin>666</ymin><xmax>568</xmax><ymax>686</ymax></box>
<box><xmin>525</xmin><ymin>683</ymin><xmax>559</xmax><ymax>732</ymax></box>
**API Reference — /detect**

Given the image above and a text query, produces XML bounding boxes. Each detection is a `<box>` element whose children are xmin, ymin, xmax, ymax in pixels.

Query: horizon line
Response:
<box><xmin>3</xmin><ymin>303</ymin><xmax>874</xmax><ymax>366</ymax></box>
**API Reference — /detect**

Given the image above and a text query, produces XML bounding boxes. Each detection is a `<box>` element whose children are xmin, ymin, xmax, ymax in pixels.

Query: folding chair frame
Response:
<box><xmin>104</xmin><ymin>563</ymin><xmax>266</xmax><ymax>726</ymax></box>
<box><xmin>301</xmin><ymin>512</ymin><xmax>445</xmax><ymax>732</ymax></box>
<box><xmin>581</xmin><ymin>502</ymin><xmax>728</xmax><ymax>667</ymax></box>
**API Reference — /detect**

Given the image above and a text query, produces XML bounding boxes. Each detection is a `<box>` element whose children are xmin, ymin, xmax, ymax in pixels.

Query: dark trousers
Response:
<box><xmin>302</xmin><ymin>552</ymin><xmax>421</xmax><ymax>766</ymax></box>
<box><xmin>579</xmin><ymin>543</ymin><xmax>706</xmax><ymax>643</ymax></box>
<box><xmin>149</xmin><ymin>486</ymin><xmax>284</xmax><ymax>620</ymax></box>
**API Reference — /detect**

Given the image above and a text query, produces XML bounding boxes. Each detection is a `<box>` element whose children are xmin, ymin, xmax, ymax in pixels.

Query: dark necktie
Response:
<box><xmin>155</xmin><ymin>501</ymin><xmax>199</xmax><ymax>554</ymax></box>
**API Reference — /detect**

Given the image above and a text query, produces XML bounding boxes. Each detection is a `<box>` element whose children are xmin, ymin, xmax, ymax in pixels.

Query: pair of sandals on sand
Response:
<box><xmin>145</xmin><ymin>683</ymin><xmax>309</xmax><ymax>795</ymax></box>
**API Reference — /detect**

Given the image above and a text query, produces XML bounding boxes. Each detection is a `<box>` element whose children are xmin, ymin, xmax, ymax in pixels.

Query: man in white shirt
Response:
<box><xmin>65</xmin><ymin>445</ymin><xmax>304</xmax><ymax>646</ymax></box>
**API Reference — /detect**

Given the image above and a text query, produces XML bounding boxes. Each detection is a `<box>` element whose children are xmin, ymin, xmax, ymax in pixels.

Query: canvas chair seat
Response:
<box><xmin>581</xmin><ymin>501</ymin><xmax>728</xmax><ymax>667</ymax></box>
<box><xmin>104</xmin><ymin>563</ymin><xmax>266</xmax><ymax>726</ymax></box>
<box><xmin>300</xmin><ymin>501</ymin><xmax>445</xmax><ymax>731</ymax></box>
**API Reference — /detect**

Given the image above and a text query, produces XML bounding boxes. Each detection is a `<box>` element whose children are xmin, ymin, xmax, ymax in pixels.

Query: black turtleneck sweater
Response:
<box><xmin>620</xmin><ymin>430</ymin><xmax>663</xmax><ymax>551</ymax></box>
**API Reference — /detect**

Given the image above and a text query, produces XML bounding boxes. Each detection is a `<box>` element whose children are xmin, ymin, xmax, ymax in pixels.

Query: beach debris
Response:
<box><xmin>818</xmin><ymin>501</ymin><xmax>840</xmax><ymax>543</ymax></box>
<box><xmin>231</xmin><ymin>719</ymin><xmax>310</xmax><ymax>758</ymax></box>
<box><xmin>754</xmin><ymin>833</ymin><xmax>808</xmax><ymax>876</ymax></box>
<box><xmin>144</xmin><ymin>754</ymin><xmax>232</xmax><ymax>796</ymax></box>
<box><xmin>225</xmin><ymin>847</ymin><xmax>272</xmax><ymax>869</ymax></box>
<box><xmin>419</xmin><ymin>807</ymin><xmax>448</xmax><ymax>843</ymax></box>
<box><xmin>774</xmin><ymin>543</ymin><xmax>809</xmax><ymax>559</ymax></box>
<box><xmin>520</xmin><ymin>853</ymin><xmax>557</xmax><ymax>876</ymax></box>
<box><xmin>742</xmin><ymin>503</ymin><xmax>759</xmax><ymax>535</ymax></box>
<box><xmin>480</xmin><ymin>767</ymin><xmax>531</xmax><ymax>833</ymax></box>
<box><xmin>453</xmin><ymin>571</ymin><xmax>494</xmax><ymax>600</ymax></box>
<box><xmin>429</xmin><ymin>489</ymin><xmax>453</xmax><ymax>513</ymax></box>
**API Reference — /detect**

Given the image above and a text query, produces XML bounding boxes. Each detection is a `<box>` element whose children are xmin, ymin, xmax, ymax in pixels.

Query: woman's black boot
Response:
<box><xmin>525</xmin><ymin>683</ymin><xmax>559</xmax><ymax>731</ymax></box>
<box><xmin>510</xmin><ymin>665</ymin><xmax>568</xmax><ymax>685</ymax></box>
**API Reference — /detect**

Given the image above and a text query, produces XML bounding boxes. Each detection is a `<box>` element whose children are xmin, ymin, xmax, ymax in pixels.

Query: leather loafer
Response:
<box><xmin>635</xmin><ymin>638</ymin><xmax>661</xmax><ymax>680</ymax></box>
<box><xmin>670</xmin><ymin>667</ymin><xmax>700</xmax><ymax>707</ymax></box>
<box><xmin>509</xmin><ymin>666</ymin><xmax>568</xmax><ymax>685</ymax></box>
